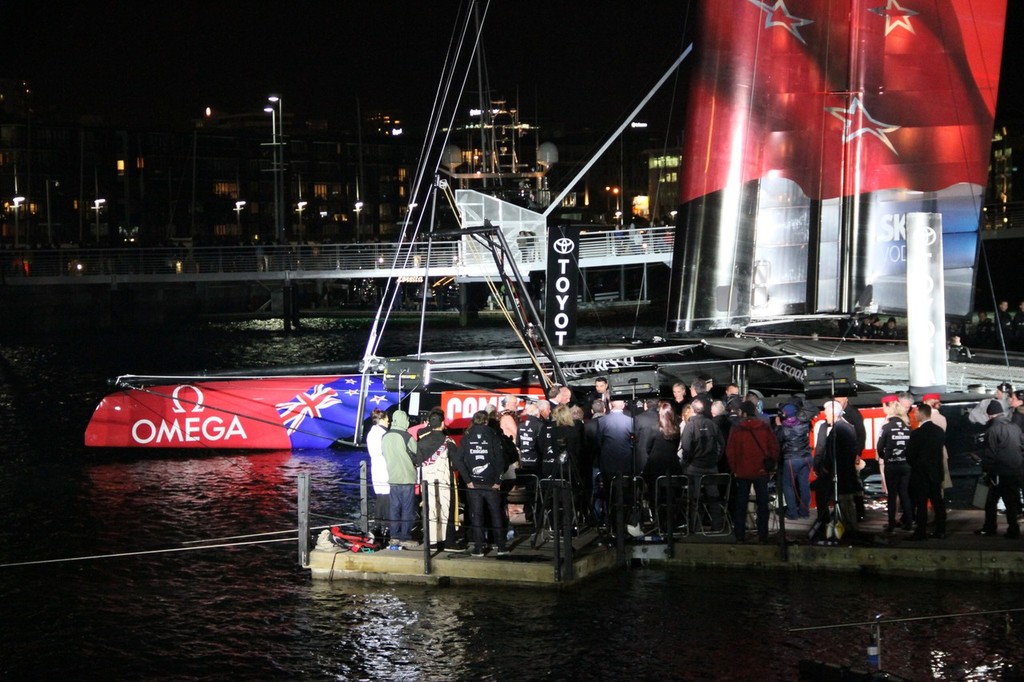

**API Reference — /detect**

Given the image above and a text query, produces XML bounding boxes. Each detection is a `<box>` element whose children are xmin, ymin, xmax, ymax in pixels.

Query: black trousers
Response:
<box><xmin>983</xmin><ymin>474</ymin><xmax>1022</xmax><ymax>536</ymax></box>
<box><xmin>911</xmin><ymin>478</ymin><xmax>946</xmax><ymax>535</ymax></box>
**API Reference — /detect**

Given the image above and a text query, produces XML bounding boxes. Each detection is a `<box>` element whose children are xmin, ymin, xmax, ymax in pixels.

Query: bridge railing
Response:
<box><xmin>1</xmin><ymin>226</ymin><xmax>674</xmax><ymax>282</ymax></box>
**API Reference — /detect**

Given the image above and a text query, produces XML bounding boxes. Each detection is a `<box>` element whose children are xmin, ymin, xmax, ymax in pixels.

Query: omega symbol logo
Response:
<box><xmin>553</xmin><ymin>237</ymin><xmax>575</xmax><ymax>255</ymax></box>
<box><xmin>171</xmin><ymin>385</ymin><xmax>206</xmax><ymax>413</ymax></box>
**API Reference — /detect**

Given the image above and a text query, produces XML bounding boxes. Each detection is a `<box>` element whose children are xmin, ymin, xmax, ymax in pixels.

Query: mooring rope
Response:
<box><xmin>789</xmin><ymin>607</ymin><xmax>1024</xmax><ymax>632</ymax></box>
<box><xmin>0</xmin><ymin>537</ymin><xmax>297</xmax><ymax>569</ymax></box>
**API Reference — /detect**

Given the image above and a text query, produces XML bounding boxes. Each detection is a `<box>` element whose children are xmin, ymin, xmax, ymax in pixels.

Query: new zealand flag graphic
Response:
<box><xmin>277</xmin><ymin>375</ymin><xmax>400</xmax><ymax>449</ymax></box>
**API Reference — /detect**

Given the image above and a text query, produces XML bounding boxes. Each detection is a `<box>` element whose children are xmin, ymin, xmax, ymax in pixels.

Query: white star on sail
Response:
<box><xmin>748</xmin><ymin>0</ymin><xmax>814</xmax><ymax>44</ymax></box>
<box><xmin>825</xmin><ymin>97</ymin><xmax>901</xmax><ymax>155</ymax></box>
<box><xmin>868</xmin><ymin>0</ymin><xmax>919</xmax><ymax>36</ymax></box>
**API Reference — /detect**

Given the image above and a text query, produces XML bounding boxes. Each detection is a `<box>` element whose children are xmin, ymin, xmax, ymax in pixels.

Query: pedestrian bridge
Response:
<box><xmin>2</xmin><ymin>225</ymin><xmax>674</xmax><ymax>286</ymax></box>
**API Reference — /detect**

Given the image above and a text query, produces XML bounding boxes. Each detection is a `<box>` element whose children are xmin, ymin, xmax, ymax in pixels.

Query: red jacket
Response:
<box><xmin>725</xmin><ymin>417</ymin><xmax>780</xmax><ymax>479</ymax></box>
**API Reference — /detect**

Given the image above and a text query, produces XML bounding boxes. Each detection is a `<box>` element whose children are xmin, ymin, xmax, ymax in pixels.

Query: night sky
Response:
<box><xmin>8</xmin><ymin>2</ymin><xmax>692</xmax><ymax>133</ymax></box>
<box><xmin>7</xmin><ymin>2</ymin><xmax>1023</xmax><ymax>132</ymax></box>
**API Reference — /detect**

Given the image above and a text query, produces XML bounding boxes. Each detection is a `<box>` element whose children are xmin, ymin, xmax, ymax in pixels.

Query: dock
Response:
<box><xmin>308</xmin><ymin>527</ymin><xmax>617</xmax><ymax>587</ymax></box>
<box><xmin>306</xmin><ymin>504</ymin><xmax>1024</xmax><ymax>586</ymax></box>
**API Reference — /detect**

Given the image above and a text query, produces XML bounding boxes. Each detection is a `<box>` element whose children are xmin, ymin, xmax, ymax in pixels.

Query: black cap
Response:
<box><xmin>987</xmin><ymin>400</ymin><xmax>1004</xmax><ymax>415</ymax></box>
<box><xmin>1014</xmin><ymin>390</ymin><xmax>1024</xmax><ymax>402</ymax></box>
<box><xmin>998</xmin><ymin>382</ymin><xmax>1013</xmax><ymax>393</ymax></box>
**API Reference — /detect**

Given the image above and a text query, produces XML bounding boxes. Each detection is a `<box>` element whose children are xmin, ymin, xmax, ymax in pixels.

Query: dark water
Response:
<box><xmin>2</xmin><ymin>319</ymin><xmax>1024</xmax><ymax>680</ymax></box>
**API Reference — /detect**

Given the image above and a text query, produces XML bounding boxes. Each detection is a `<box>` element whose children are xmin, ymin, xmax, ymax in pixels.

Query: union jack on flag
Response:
<box><xmin>276</xmin><ymin>384</ymin><xmax>343</xmax><ymax>434</ymax></box>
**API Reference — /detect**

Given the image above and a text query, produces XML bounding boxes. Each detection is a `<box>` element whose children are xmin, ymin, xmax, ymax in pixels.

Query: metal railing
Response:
<box><xmin>1</xmin><ymin>225</ymin><xmax>675</xmax><ymax>284</ymax></box>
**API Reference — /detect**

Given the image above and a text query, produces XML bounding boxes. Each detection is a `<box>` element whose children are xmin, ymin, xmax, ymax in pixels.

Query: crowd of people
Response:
<box><xmin>361</xmin><ymin>374</ymin><xmax>1024</xmax><ymax>555</ymax></box>
<box><xmin>951</xmin><ymin>300</ymin><xmax>1024</xmax><ymax>350</ymax></box>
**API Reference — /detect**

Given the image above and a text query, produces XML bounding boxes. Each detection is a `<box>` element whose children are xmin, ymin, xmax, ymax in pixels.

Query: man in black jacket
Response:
<box><xmin>976</xmin><ymin>401</ymin><xmax>1024</xmax><ymax>539</ymax></box>
<box><xmin>456</xmin><ymin>410</ymin><xmax>509</xmax><ymax>556</ymax></box>
<box><xmin>680</xmin><ymin>398</ymin><xmax>726</xmax><ymax>531</ymax></box>
<box><xmin>812</xmin><ymin>400</ymin><xmax>861</xmax><ymax>539</ymax></box>
<box><xmin>905</xmin><ymin>403</ymin><xmax>947</xmax><ymax>540</ymax></box>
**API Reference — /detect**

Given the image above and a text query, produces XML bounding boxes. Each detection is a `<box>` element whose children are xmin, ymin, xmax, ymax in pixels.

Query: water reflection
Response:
<box><xmin>2</xmin><ymin>323</ymin><xmax>1024</xmax><ymax>678</ymax></box>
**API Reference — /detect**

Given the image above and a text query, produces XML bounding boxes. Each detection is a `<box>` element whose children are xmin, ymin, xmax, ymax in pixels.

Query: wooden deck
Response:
<box><xmin>308</xmin><ymin>507</ymin><xmax>1024</xmax><ymax>586</ymax></box>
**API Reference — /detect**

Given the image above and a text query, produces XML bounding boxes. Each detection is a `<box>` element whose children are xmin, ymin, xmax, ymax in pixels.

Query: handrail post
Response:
<box><xmin>359</xmin><ymin>461</ymin><xmax>369</xmax><ymax>535</ymax></box>
<box><xmin>614</xmin><ymin>476</ymin><xmax>625</xmax><ymax>562</ymax></box>
<box><xmin>298</xmin><ymin>472</ymin><xmax>310</xmax><ymax>568</ymax></box>
<box><xmin>551</xmin><ymin>481</ymin><xmax>562</xmax><ymax>583</ymax></box>
<box><xmin>560</xmin><ymin>483</ymin><xmax>574</xmax><ymax>582</ymax></box>
<box><xmin>422</xmin><ymin>480</ymin><xmax>432</xmax><ymax>574</ymax></box>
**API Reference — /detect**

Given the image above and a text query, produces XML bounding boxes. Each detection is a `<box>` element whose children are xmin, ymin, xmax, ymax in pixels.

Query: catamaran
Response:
<box><xmin>85</xmin><ymin>0</ymin><xmax>1014</xmax><ymax>451</ymax></box>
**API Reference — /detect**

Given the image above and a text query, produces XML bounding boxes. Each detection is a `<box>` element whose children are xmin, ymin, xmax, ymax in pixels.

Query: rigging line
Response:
<box><xmin>366</xmin><ymin>2</ymin><xmax>494</xmax><ymax>362</ymax></box>
<box><xmin>0</xmin><ymin>537</ymin><xmax>296</xmax><ymax>569</ymax></box>
<box><xmin>630</xmin><ymin>261</ymin><xmax>650</xmax><ymax>338</ymax></box>
<box><xmin>461</xmin><ymin>233</ymin><xmax>552</xmax><ymax>383</ymax></box>
<box><xmin>362</xmin><ymin>6</ymin><xmax>476</xmax><ymax>362</ymax></box>
<box><xmin>788</xmin><ymin>607</ymin><xmax>1024</xmax><ymax>633</ymax></box>
<box><xmin>178</xmin><ymin>522</ymin><xmax>333</xmax><ymax>544</ymax></box>
<box><xmin>933</xmin><ymin>4</ymin><xmax>1010</xmax><ymax>369</ymax></box>
<box><xmin>115</xmin><ymin>370</ymin><xmax>356</xmax><ymax>383</ymax></box>
<box><xmin>979</xmin><ymin>243</ymin><xmax>1011</xmax><ymax>368</ymax></box>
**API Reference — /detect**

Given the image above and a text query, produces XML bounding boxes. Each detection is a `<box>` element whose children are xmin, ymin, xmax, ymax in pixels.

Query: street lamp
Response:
<box><xmin>92</xmin><ymin>198</ymin><xmax>105</xmax><ymax>242</ymax></box>
<box><xmin>296</xmin><ymin>200</ymin><xmax>307</xmax><ymax>243</ymax></box>
<box><xmin>604</xmin><ymin>186</ymin><xmax>620</xmax><ymax>222</ymax></box>
<box><xmin>12</xmin><ymin>196</ymin><xmax>25</xmax><ymax>247</ymax></box>
<box><xmin>354</xmin><ymin>201</ymin><xmax>363</xmax><ymax>242</ymax></box>
<box><xmin>235</xmin><ymin>200</ymin><xmax>246</xmax><ymax>234</ymax></box>
<box><xmin>265</xmin><ymin>95</ymin><xmax>284</xmax><ymax>244</ymax></box>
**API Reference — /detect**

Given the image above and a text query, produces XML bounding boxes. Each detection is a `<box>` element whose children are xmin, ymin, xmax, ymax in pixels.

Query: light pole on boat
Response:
<box><xmin>354</xmin><ymin>201</ymin><xmax>363</xmax><ymax>242</ymax></box>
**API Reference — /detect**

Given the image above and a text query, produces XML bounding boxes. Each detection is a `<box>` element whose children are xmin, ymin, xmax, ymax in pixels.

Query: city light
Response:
<box><xmin>93</xmin><ymin>198</ymin><xmax>105</xmax><ymax>242</ymax></box>
<box><xmin>12</xmin><ymin>196</ymin><xmax>25</xmax><ymax>248</ymax></box>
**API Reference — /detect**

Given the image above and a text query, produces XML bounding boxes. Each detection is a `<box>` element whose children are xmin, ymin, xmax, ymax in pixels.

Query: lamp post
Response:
<box><xmin>234</xmin><ymin>200</ymin><xmax>246</xmax><ymax>235</ymax></box>
<box><xmin>354</xmin><ymin>200</ymin><xmax>363</xmax><ymax>242</ymax></box>
<box><xmin>12</xmin><ymin>196</ymin><xmax>25</xmax><ymax>247</ymax></box>
<box><xmin>45</xmin><ymin>180</ymin><xmax>59</xmax><ymax>245</ymax></box>
<box><xmin>93</xmin><ymin>198</ymin><xmax>105</xmax><ymax>242</ymax></box>
<box><xmin>604</xmin><ymin>185</ymin><xmax>620</xmax><ymax>221</ymax></box>
<box><xmin>296</xmin><ymin>201</ymin><xmax>307</xmax><ymax>243</ymax></box>
<box><xmin>265</xmin><ymin>95</ymin><xmax>284</xmax><ymax>244</ymax></box>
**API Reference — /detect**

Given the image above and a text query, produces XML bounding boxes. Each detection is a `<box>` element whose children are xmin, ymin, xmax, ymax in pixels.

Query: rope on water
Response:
<box><xmin>789</xmin><ymin>607</ymin><xmax>1024</xmax><ymax>632</ymax></box>
<box><xmin>0</xmin><ymin>536</ymin><xmax>297</xmax><ymax>569</ymax></box>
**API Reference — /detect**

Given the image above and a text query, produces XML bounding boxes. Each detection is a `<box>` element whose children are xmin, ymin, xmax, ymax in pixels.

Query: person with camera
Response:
<box><xmin>975</xmin><ymin>401</ymin><xmax>1024</xmax><ymax>539</ymax></box>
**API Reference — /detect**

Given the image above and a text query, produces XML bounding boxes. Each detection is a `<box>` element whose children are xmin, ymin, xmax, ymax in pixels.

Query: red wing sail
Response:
<box><xmin>669</xmin><ymin>0</ymin><xmax>1007</xmax><ymax>331</ymax></box>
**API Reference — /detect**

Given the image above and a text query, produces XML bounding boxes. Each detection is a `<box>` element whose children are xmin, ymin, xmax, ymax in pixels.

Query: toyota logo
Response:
<box><xmin>553</xmin><ymin>237</ymin><xmax>575</xmax><ymax>255</ymax></box>
<box><xmin>910</xmin><ymin>222</ymin><xmax>938</xmax><ymax>246</ymax></box>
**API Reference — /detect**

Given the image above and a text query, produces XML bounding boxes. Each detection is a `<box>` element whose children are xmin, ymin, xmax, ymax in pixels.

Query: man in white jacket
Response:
<box><xmin>366</xmin><ymin>408</ymin><xmax>390</xmax><ymax>538</ymax></box>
